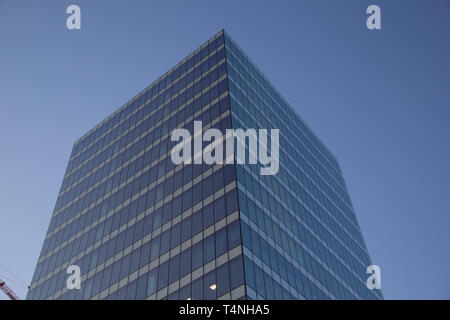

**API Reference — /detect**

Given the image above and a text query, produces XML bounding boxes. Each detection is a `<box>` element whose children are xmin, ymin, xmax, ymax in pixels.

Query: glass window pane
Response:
<box><xmin>227</xmin><ymin>220</ymin><xmax>241</xmax><ymax>249</ymax></box>
<box><xmin>203</xmin><ymin>203</ymin><xmax>214</xmax><ymax>229</ymax></box>
<box><xmin>150</xmin><ymin>236</ymin><xmax>160</xmax><ymax>261</ymax></box>
<box><xmin>215</xmin><ymin>227</ymin><xmax>227</xmax><ymax>257</ymax></box>
<box><xmin>180</xmin><ymin>248</ymin><xmax>191</xmax><ymax>277</ymax></box>
<box><xmin>179</xmin><ymin>284</ymin><xmax>191</xmax><ymax>300</ymax></box>
<box><xmin>204</xmin><ymin>235</ymin><xmax>215</xmax><ymax>263</ymax></box>
<box><xmin>214</xmin><ymin>197</ymin><xmax>225</xmax><ymax>223</ymax></box>
<box><xmin>229</xmin><ymin>256</ymin><xmax>244</xmax><ymax>289</ymax></box>
<box><xmin>147</xmin><ymin>269</ymin><xmax>158</xmax><ymax>296</ymax></box>
<box><xmin>192</xmin><ymin>241</ymin><xmax>203</xmax><ymax>270</ymax></box>
<box><xmin>181</xmin><ymin>216</ymin><xmax>192</xmax><ymax>242</ymax></box>
<box><xmin>126</xmin><ymin>279</ymin><xmax>137</xmax><ymax>299</ymax></box>
<box><xmin>203</xmin><ymin>271</ymin><xmax>216</xmax><ymax>300</ymax></box>
<box><xmin>192</xmin><ymin>210</ymin><xmax>203</xmax><ymax>235</ymax></box>
<box><xmin>157</xmin><ymin>261</ymin><xmax>169</xmax><ymax>290</ymax></box>
<box><xmin>216</xmin><ymin>263</ymin><xmax>230</xmax><ymax>297</ymax></box>
<box><xmin>169</xmin><ymin>255</ymin><xmax>180</xmax><ymax>284</ymax></box>
<box><xmin>136</xmin><ymin>274</ymin><xmax>148</xmax><ymax>300</ymax></box>
<box><xmin>191</xmin><ymin>276</ymin><xmax>203</xmax><ymax>300</ymax></box>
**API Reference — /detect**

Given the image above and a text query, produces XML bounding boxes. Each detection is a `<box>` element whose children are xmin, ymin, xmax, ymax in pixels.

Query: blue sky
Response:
<box><xmin>0</xmin><ymin>0</ymin><xmax>449</xmax><ymax>300</ymax></box>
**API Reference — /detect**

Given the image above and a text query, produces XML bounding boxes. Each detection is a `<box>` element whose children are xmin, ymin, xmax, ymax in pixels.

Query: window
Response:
<box><xmin>133</xmin><ymin>220</ymin><xmax>144</xmax><ymax>243</ymax></box>
<box><xmin>181</xmin><ymin>216</ymin><xmax>192</xmax><ymax>242</ymax></box>
<box><xmin>162</xmin><ymin>202</ymin><xmax>172</xmax><ymax>224</ymax></box>
<box><xmin>203</xmin><ymin>203</ymin><xmax>214</xmax><ymax>229</ymax></box>
<box><xmin>227</xmin><ymin>220</ymin><xmax>241</xmax><ymax>249</ymax></box>
<box><xmin>136</xmin><ymin>274</ymin><xmax>148</xmax><ymax>300</ymax></box>
<box><xmin>213</xmin><ymin>169</ymin><xmax>224</xmax><ymax>192</ymax></box>
<box><xmin>160</xmin><ymin>230</ymin><xmax>171</xmax><ymax>255</ymax></box>
<box><xmin>110</xmin><ymin>260</ymin><xmax>121</xmax><ymax>285</ymax></box>
<box><xmin>254</xmin><ymin>264</ymin><xmax>265</xmax><ymax>295</ymax></box>
<box><xmin>124</xmin><ymin>225</ymin><xmax>135</xmax><ymax>248</ymax></box>
<box><xmin>137</xmin><ymin>194</ymin><xmax>147</xmax><ymax>215</ymax></box>
<box><xmin>193</xmin><ymin>164</ymin><xmax>203</xmax><ymax>178</ymax></box>
<box><xmin>91</xmin><ymin>271</ymin><xmax>103</xmax><ymax>296</ymax></box>
<box><xmin>153</xmin><ymin>208</ymin><xmax>162</xmax><ymax>229</ymax></box>
<box><xmin>192</xmin><ymin>210</ymin><xmax>203</xmax><ymax>235</ymax></box>
<box><xmin>223</xmin><ymin>165</ymin><xmax>235</xmax><ymax>186</ymax></box>
<box><xmin>174</xmin><ymin>170</ymin><xmax>183</xmax><ymax>191</ymax></box>
<box><xmin>216</xmin><ymin>263</ymin><xmax>230</xmax><ymax>297</ymax></box>
<box><xmin>98</xmin><ymin>243</ymin><xmax>108</xmax><ymax>264</ymax></box>
<box><xmin>191</xmin><ymin>276</ymin><xmax>203</xmax><ymax>300</ymax></box>
<box><xmin>173</xmin><ymin>195</ymin><xmax>183</xmax><ymax>217</ymax></box>
<box><xmin>130</xmin><ymin>248</ymin><xmax>141</xmax><ymax>273</ymax></box>
<box><xmin>83</xmin><ymin>277</ymin><xmax>94</xmax><ymax>299</ymax></box>
<box><xmin>194</xmin><ymin>65</ymin><xmax>202</xmax><ymax>78</ymax></box>
<box><xmin>169</xmin><ymin>255</ymin><xmax>180</xmax><ymax>284</ymax></box>
<box><xmin>164</xmin><ymin>176</ymin><xmax>173</xmax><ymax>196</ymax></box>
<box><xmin>179</xmin><ymin>284</ymin><xmax>191</xmax><ymax>300</ymax></box>
<box><xmin>269</xmin><ymin>246</ymin><xmax>280</xmax><ymax>274</ymax></box>
<box><xmin>182</xmin><ymin>189</ymin><xmax>192</xmax><ymax>211</ymax></box>
<box><xmin>146</xmin><ymin>188</ymin><xmax>155</xmax><ymax>208</ymax></box>
<box><xmin>229</xmin><ymin>256</ymin><xmax>244</xmax><ymax>289</ymax></box>
<box><xmin>221</xmin><ymin>116</ymin><xmax>232</xmax><ymax>132</ymax></box>
<box><xmin>126</xmin><ymin>280</ymin><xmax>137</xmax><ymax>299</ymax></box>
<box><xmin>128</xmin><ymin>200</ymin><xmax>138</xmax><ymax>220</ymax></box>
<box><xmin>217</xmin><ymin>63</ymin><xmax>226</xmax><ymax>81</ymax></box>
<box><xmin>94</xmin><ymin>222</ymin><xmax>105</xmax><ymax>243</ymax></box>
<box><xmin>180</xmin><ymin>248</ymin><xmax>191</xmax><ymax>277</ymax></box>
<box><xmin>170</xmin><ymin>223</ymin><xmax>181</xmax><ymax>249</ymax></box>
<box><xmin>273</xmin><ymin>281</ymin><xmax>284</xmax><ymax>300</ymax></box>
<box><xmin>143</xmin><ymin>214</ymin><xmax>153</xmax><ymax>236</ymax></box>
<box><xmin>215</xmin><ymin>227</ymin><xmax>227</xmax><ymax>257</ymax></box>
<box><xmin>264</xmin><ymin>271</ymin><xmax>275</xmax><ymax>299</ymax></box>
<box><xmin>185</xmin><ymin>102</ymin><xmax>193</xmax><ymax>118</ymax></box>
<box><xmin>157</xmin><ymin>261</ymin><xmax>169</xmax><ymax>290</ymax></box>
<box><xmin>155</xmin><ymin>184</ymin><xmax>164</xmax><ymax>203</ymax></box>
<box><xmin>149</xmin><ymin>166</ymin><xmax>158</xmax><ymax>184</ymax></box>
<box><xmin>204</xmin><ymin>235</ymin><xmax>215</xmax><ymax>264</ymax></box>
<box><xmin>243</xmin><ymin>256</ymin><xmax>255</xmax><ymax>290</ymax></box>
<box><xmin>210</xmin><ymin>83</ymin><xmax>219</xmax><ymax>101</ymax></box>
<box><xmin>201</xmin><ymin>91</ymin><xmax>210</xmax><ymax>110</ymax></box>
<box><xmin>203</xmin><ymin>271</ymin><xmax>216</xmax><ymax>300</ymax></box>
<box><xmin>120</xmin><ymin>254</ymin><xmax>131</xmax><ymax>280</ymax></box>
<box><xmin>218</xmin><ymin>78</ymin><xmax>228</xmax><ymax>96</ymax></box>
<box><xmin>214</xmin><ymin>197</ymin><xmax>225</xmax><ymax>223</ymax></box>
<box><xmin>150</xmin><ymin>236</ymin><xmax>160</xmax><ymax>261</ymax></box>
<box><xmin>202</xmin><ymin>176</ymin><xmax>213</xmax><ymax>198</ymax></box>
<box><xmin>225</xmin><ymin>190</ymin><xmax>238</xmax><ymax>215</ymax></box>
<box><xmin>210</xmin><ymin>102</ymin><xmax>220</xmax><ymax>120</ymax></box>
<box><xmin>140</xmin><ymin>242</ymin><xmax>151</xmax><ymax>268</ymax></box>
<box><xmin>260</xmin><ymin>239</ymin><xmax>270</xmax><ymax>267</ymax></box>
<box><xmin>147</xmin><ymin>269</ymin><xmax>158</xmax><ymax>296</ymax></box>
<box><xmin>183</xmin><ymin>165</ymin><xmax>192</xmax><ymax>183</ymax></box>
<box><xmin>101</xmin><ymin>265</ymin><xmax>112</xmax><ymax>291</ymax></box>
<box><xmin>191</xmin><ymin>241</ymin><xmax>203</xmax><ymax>271</ymax></box>
<box><xmin>167</xmin><ymin>290</ymin><xmax>179</xmax><ymax>300</ymax></box>
<box><xmin>193</xmin><ymin>182</ymin><xmax>202</xmax><ymax>205</ymax></box>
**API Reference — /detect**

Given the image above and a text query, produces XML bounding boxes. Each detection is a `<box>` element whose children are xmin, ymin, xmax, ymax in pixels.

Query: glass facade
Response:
<box><xmin>27</xmin><ymin>30</ymin><xmax>382</xmax><ymax>300</ymax></box>
<box><xmin>225</xmin><ymin>32</ymin><xmax>382</xmax><ymax>300</ymax></box>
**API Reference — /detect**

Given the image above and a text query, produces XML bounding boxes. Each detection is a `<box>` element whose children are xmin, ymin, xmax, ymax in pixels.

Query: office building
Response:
<box><xmin>27</xmin><ymin>30</ymin><xmax>382</xmax><ymax>300</ymax></box>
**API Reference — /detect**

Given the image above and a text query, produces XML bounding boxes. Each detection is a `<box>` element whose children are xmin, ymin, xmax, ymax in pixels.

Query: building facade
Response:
<box><xmin>27</xmin><ymin>30</ymin><xmax>382</xmax><ymax>300</ymax></box>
